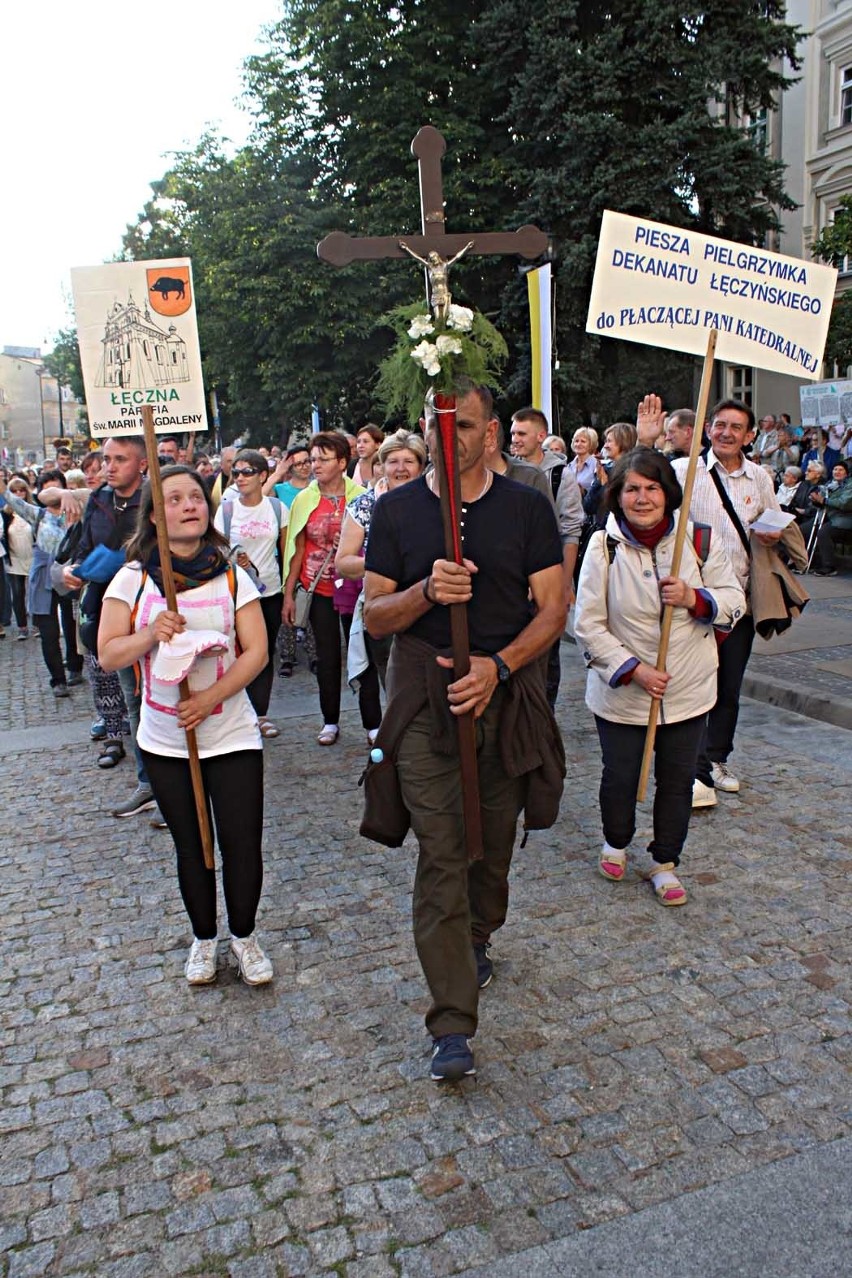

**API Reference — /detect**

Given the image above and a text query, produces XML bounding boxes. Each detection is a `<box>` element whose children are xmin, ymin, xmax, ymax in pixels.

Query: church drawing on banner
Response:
<box><xmin>95</xmin><ymin>293</ymin><xmax>190</xmax><ymax>389</ymax></box>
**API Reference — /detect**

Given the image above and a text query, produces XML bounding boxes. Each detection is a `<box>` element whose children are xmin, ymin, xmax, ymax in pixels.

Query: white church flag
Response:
<box><xmin>71</xmin><ymin>258</ymin><xmax>207</xmax><ymax>438</ymax></box>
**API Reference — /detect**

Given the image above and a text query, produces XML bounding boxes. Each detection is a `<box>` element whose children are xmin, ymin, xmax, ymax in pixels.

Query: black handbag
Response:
<box><xmin>54</xmin><ymin>521</ymin><xmax>84</xmax><ymax>565</ymax></box>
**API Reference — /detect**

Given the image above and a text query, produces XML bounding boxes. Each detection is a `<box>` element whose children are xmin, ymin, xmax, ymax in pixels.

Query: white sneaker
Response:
<box><xmin>231</xmin><ymin>933</ymin><xmax>273</xmax><ymax>985</ymax></box>
<box><xmin>692</xmin><ymin>779</ymin><xmax>718</xmax><ymax>809</ymax></box>
<box><xmin>184</xmin><ymin>938</ymin><xmax>218</xmax><ymax>985</ymax></box>
<box><xmin>711</xmin><ymin>762</ymin><xmax>740</xmax><ymax>793</ymax></box>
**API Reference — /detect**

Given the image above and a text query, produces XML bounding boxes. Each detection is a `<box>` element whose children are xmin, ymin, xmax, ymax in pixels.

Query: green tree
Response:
<box><xmin>43</xmin><ymin>326</ymin><xmax>85</xmax><ymax>402</ymax></box>
<box><xmin>473</xmin><ymin>0</ymin><xmax>803</xmax><ymax>422</ymax></box>
<box><xmin>123</xmin><ymin>1</ymin><xmax>804</xmax><ymax>434</ymax></box>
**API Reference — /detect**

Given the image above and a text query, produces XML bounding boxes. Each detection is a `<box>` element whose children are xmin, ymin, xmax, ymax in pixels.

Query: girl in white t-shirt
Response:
<box><xmin>98</xmin><ymin>466</ymin><xmax>273</xmax><ymax>988</ymax></box>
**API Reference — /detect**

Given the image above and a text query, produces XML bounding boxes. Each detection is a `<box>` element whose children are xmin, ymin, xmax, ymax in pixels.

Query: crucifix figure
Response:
<box><xmin>318</xmin><ymin>126</ymin><xmax>549</xmax><ymax>864</ymax></box>
<box><xmin>398</xmin><ymin>239</ymin><xmax>474</xmax><ymax>324</ymax></box>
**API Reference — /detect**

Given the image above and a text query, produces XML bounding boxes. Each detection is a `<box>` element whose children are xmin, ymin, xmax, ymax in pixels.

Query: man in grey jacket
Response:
<box><xmin>510</xmin><ymin>407</ymin><xmax>583</xmax><ymax>705</ymax></box>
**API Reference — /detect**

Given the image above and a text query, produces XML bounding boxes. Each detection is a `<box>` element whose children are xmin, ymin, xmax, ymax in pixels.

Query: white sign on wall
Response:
<box><xmin>586</xmin><ymin>212</ymin><xmax>837</xmax><ymax>380</ymax></box>
<box><xmin>71</xmin><ymin>259</ymin><xmax>207</xmax><ymax>438</ymax></box>
<box><xmin>799</xmin><ymin>378</ymin><xmax>852</xmax><ymax>430</ymax></box>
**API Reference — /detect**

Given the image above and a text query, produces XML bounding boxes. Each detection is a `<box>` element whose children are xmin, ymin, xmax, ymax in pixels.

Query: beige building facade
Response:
<box><xmin>0</xmin><ymin>347</ymin><xmax>82</xmax><ymax>467</ymax></box>
<box><xmin>723</xmin><ymin>0</ymin><xmax>852</xmax><ymax>419</ymax></box>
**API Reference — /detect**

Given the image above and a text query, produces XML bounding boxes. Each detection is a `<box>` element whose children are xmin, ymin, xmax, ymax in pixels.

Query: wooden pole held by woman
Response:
<box><xmin>141</xmin><ymin>406</ymin><xmax>215</xmax><ymax>869</ymax></box>
<box><xmin>637</xmin><ymin>329</ymin><xmax>718</xmax><ymax>802</ymax></box>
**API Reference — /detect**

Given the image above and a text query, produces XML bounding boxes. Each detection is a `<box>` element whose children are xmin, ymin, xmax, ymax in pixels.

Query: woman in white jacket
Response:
<box><xmin>574</xmin><ymin>449</ymin><xmax>745</xmax><ymax>906</ymax></box>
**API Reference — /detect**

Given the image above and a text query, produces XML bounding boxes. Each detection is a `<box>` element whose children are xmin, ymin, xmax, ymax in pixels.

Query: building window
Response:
<box><xmin>829</xmin><ymin>209</ymin><xmax>852</xmax><ymax>276</ymax></box>
<box><xmin>143</xmin><ymin>340</ymin><xmax>150</xmax><ymax>357</ymax></box>
<box><xmin>842</xmin><ymin>66</ymin><xmax>852</xmax><ymax>126</ymax></box>
<box><xmin>748</xmin><ymin>107</ymin><xmax>768</xmax><ymax>153</ymax></box>
<box><xmin>727</xmin><ymin>366</ymin><xmax>753</xmax><ymax>407</ymax></box>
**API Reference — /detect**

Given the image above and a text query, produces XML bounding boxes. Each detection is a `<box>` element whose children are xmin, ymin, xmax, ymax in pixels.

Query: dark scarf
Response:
<box><xmin>619</xmin><ymin>515</ymin><xmax>672</xmax><ymax>550</ymax></box>
<box><xmin>145</xmin><ymin>543</ymin><xmax>230</xmax><ymax>594</ymax></box>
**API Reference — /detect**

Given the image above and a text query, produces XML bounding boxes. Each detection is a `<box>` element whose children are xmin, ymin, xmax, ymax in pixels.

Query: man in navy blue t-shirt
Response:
<box><xmin>364</xmin><ymin>382</ymin><xmax>565</xmax><ymax>1082</ymax></box>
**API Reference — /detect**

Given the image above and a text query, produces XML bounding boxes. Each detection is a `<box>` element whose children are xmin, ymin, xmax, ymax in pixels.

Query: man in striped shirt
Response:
<box><xmin>672</xmin><ymin>400</ymin><xmax>782</xmax><ymax>807</ymax></box>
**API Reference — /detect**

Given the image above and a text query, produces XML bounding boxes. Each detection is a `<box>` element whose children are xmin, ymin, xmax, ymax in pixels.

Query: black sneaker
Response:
<box><xmin>53</xmin><ymin>684</ymin><xmax>70</xmax><ymax>698</ymax></box>
<box><xmin>67</xmin><ymin>672</ymin><xmax>85</xmax><ymax>687</ymax></box>
<box><xmin>430</xmin><ymin>1034</ymin><xmax>475</xmax><ymax>1082</ymax></box>
<box><xmin>473</xmin><ymin>942</ymin><xmax>493</xmax><ymax>989</ymax></box>
<box><xmin>814</xmin><ymin>568</ymin><xmax>838</xmax><ymax>577</ymax></box>
<box><xmin>112</xmin><ymin>786</ymin><xmax>156</xmax><ymax>818</ymax></box>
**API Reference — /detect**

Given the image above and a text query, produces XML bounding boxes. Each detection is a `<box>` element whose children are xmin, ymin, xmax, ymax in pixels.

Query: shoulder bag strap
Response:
<box><xmin>707</xmin><ymin>463</ymin><xmax>751</xmax><ymax>558</ymax></box>
<box><xmin>303</xmin><ymin>542</ymin><xmax>336</xmax><ymax>605</ymax></box>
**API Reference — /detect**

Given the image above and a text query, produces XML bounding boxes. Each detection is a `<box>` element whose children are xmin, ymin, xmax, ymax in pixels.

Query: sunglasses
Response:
<box><xmin>233</xmin><ymin>467</ymin><xmax>261</xmax><ymax>477</ymax></box>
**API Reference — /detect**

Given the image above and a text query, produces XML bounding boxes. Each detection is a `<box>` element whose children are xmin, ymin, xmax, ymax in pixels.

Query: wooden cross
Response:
<box><xmin>317</xmin><ymin>125</ymin><xmax>548</xmax><ymax>271</ymax></box>
<box><xmin>318</xmin><ymin>126</ymin><xmax>548</xmax><ymax>861</ymax></box>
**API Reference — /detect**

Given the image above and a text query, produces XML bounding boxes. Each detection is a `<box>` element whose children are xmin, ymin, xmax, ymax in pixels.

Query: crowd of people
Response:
<box><xmin>0</xmin><ymin>395</ymin><xmax>848</xmax><ymax>1082</ymax></box>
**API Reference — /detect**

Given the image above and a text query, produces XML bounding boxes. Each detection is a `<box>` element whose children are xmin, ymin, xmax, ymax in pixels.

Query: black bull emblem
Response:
<box><xmin>149</xmin><ymin>276</ymin><xmax>186</xmax><ymax>302</ymax></box>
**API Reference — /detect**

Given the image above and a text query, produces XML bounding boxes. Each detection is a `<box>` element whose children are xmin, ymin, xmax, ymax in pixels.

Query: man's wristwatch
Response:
<box><xmin>490</xmin><ymin>653</ymin><xmax>511</xmax><ymax>684</ymax></box>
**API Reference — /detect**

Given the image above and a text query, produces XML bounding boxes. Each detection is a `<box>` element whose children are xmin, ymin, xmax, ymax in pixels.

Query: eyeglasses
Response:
<box><xmin>233</xmin><ymin>467</ymin><xmax>261</xmax><ymax>477</ymax></box>
<box><xmin>292</xmin><ymin>458</ymin><xmax>311</xmax><ymax>466</ymax></box>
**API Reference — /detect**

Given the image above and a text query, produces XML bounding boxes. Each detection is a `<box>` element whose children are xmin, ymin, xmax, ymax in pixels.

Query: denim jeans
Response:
<box><xmin>117</xmin><ymin>662</ymin><xmax>149</xmax><ymax>788</ymax></box>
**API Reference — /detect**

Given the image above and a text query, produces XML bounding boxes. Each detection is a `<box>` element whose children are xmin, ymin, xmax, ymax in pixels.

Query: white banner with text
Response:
<box><xmin>586</xmin><ymin>212</ymin><xmax>837</xmax><ymax>380</ymax></box>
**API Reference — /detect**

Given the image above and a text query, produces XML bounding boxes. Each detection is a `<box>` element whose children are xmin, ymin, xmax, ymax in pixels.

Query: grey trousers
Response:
<box><xmin>396</xmin><ymin>690</ymin><xmax>523</xmax><ymax>1038</ymax></box>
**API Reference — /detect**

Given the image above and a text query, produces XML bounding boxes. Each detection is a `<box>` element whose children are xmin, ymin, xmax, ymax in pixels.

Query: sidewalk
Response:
<box><xmin>741</xmin><ymin>569</ymin><xmax>852</xmax><ymax>730</ymax></box>
<box><xmin>0</xmin><ymin>620</ymin><xmax>850</xmax><ymax>1277</ymax></box>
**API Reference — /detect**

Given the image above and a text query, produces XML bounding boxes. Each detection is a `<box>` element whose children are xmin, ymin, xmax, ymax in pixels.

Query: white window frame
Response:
<box><xmin>841</xmin><ymin>65</ymin><xmax>852</xmax><ymax>127</ymax></box>
<box><xmin>727</xmin><ymin>366</ymin><xmax>753</xmax><ymax>408</ymax></box>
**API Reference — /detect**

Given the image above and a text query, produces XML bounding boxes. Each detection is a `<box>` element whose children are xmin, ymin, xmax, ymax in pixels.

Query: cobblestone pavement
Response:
<box><xmin>1</xmin><ymin>634</ymin><xmax>850</xmax><ymax>1277</ymax></box>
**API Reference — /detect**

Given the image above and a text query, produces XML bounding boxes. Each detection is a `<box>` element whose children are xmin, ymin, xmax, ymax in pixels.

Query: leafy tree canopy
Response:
<box><xmin>122</xmin><ymin>0</ymin><xmax>804</xmax><ymax>437</ymax></box>
<box><xmin>43</xmin><ymin>326</ymin><xmax>85</xmax><ymax>404</ymax></box>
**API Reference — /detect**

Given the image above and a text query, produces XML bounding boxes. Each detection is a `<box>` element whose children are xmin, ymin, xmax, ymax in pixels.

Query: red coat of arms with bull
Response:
<box><xmin>146</xmin><ymin>266</ymin><xmax>192</xmax><ymax>317</ymax></box>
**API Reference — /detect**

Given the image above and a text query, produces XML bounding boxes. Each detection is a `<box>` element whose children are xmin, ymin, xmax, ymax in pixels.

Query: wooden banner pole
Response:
<box><xmin>141</xmin><ymin>406</ymin><xmax>215</xmax><ymax>869</ymax></box>
<box><xmin>637</xmin><ymin>329</ymin><xmax>718</xmax><ymax>803</ymax></box>
<box><xmin>432</xmin><ymin>394</ymin><xmax>484</xmax><ymax>862</ymax></box>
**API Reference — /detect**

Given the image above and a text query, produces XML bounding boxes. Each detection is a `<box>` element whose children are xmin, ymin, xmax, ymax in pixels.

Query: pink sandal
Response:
<box><xmin>641</xmin><ymin>862</ymin><xmax>687</xmax><ymax>907</ymax></box>
<box><xmin>598</xmin><ymin>847</ymin><xmax>627</xmax><ymax>882</ymax></box>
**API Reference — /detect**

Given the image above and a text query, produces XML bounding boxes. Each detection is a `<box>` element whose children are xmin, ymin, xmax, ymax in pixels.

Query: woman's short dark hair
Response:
<box><xmin>36</xmin><ymin>469</ymin><xmax>66</xmax><ymax>493</ymax></box>
<box><xmin>234</xmin><ymin>448</ymin><xmax>267</xmax><ymax>474</ymax></box>
<box><xmin>606</xmin><ymin>448</ymin><xmax>683</xmax><ymax>518</ymax></box>
<box><xmin>124</xmin><ymin>465</ymin><xmax>229</xmax><ymax>565</ymax></box>
<box><xmin>310</xmin><ymin>431</ymin><xmax>350</xmax><ymax>463</ymax></box>
<box><xmin>286</xmin><ymin>442</ymin><xmax>310</xmax><ymax>460</ymax></box>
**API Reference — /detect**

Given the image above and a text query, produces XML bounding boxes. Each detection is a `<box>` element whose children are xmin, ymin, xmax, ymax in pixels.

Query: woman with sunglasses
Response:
<box><xmin>264</xmin><ymin>444</ymin><xmax>315</xmax><ymax>677</ymax></box>
<box><xmin>214</xmin><ymin>449</ymin><xmax>287</xmax><ymax>738</ymax></box>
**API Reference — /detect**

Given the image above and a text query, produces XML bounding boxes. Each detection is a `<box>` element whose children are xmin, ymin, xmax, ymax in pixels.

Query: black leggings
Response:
<box><xmin>246</xmin><ymin>592</ymin><xmax>282</xmax><ymax>718</ymax></box>
<box><xmin>141</xmin><ymin>749</ymin><xmax>264</xmax><ymax>940</ymax></box>
<box><xmin>310</xmin><ymin>592</ymin><xmax>381</xmax><ymax>729</ymax></box>
<box><xmin>595</xmin><ymin>713</ymin><xmax>705</xmax><ymax>866</ymax></box>
<box><xmin>8</xmin><ymin>574</ymin><xmax>27</xmax><ymax>628</ymax></box>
